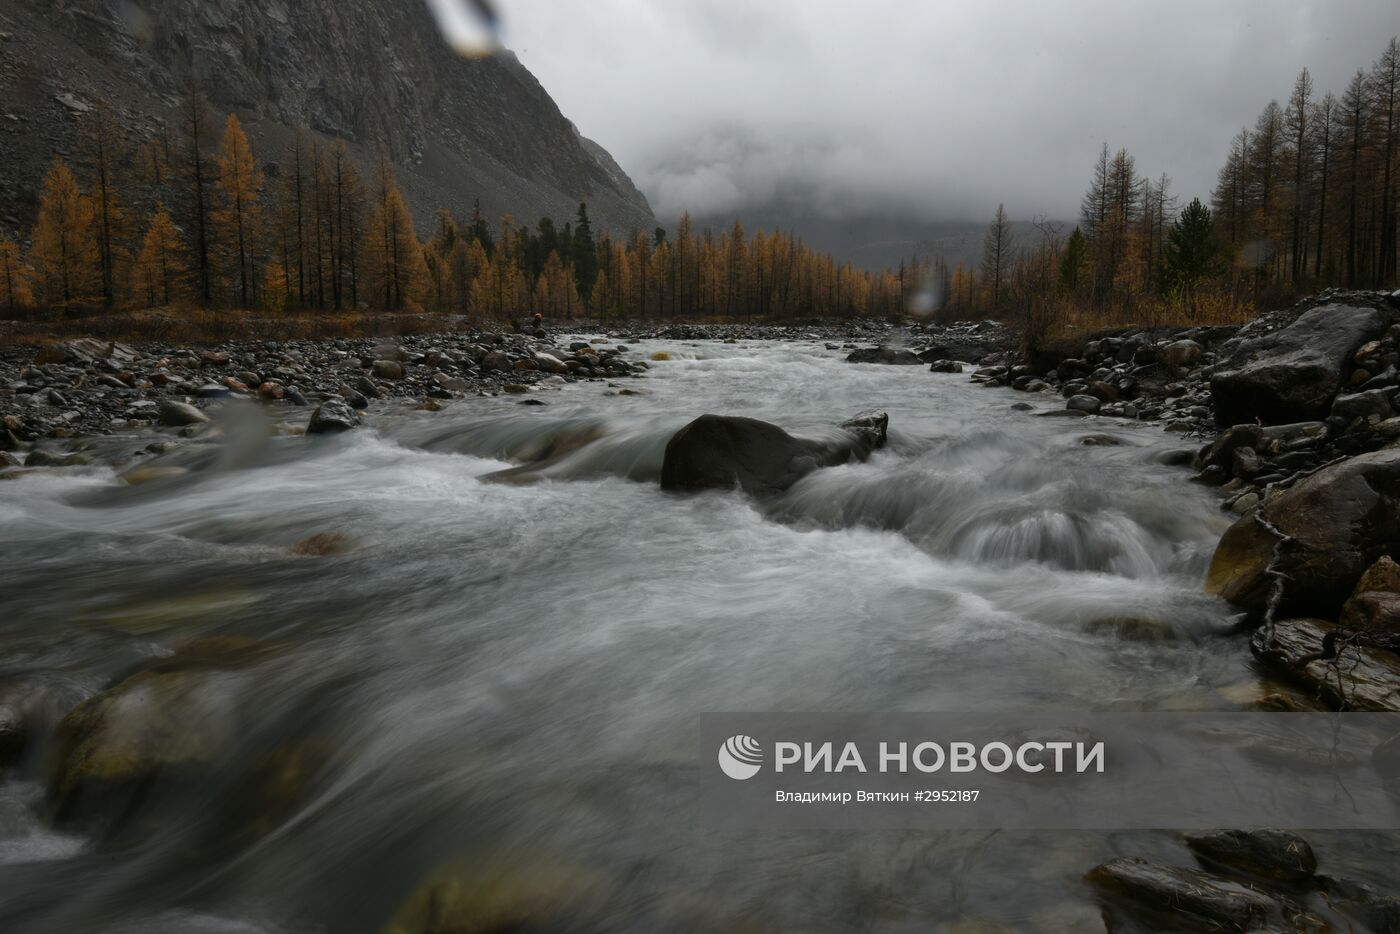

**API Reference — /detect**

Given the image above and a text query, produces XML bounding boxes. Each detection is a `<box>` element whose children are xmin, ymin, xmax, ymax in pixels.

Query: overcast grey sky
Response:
<box><xmin>506</xmin><ymin>0</ymin><xmax>1399</xmax><ymax>226</ymax></box>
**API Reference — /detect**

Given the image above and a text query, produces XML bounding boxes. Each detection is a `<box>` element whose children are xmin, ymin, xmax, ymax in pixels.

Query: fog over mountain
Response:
<box><xmin>510</xmin><ymin>0</ymin><xmax>1400</xmax><ymax>266</ymax></box>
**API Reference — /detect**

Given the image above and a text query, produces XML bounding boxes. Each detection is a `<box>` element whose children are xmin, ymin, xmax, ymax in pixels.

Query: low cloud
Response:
<box><xmin>509</xmin><ymin>0</ymin><xmax>1400</xmax><ymax>226</ymax></box>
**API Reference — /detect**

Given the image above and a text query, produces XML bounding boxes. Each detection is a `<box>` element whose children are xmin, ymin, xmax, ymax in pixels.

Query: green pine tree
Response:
<box><xmin>1164</xmin><ymin>198</ymin><xmax>1226</xmax><ymax>314</ymax></box>
<box><xmin>572</xmin><ymin>202</ymin><xmax>598</xmax><ymax>302</ymax></box>
<box><xmin>469</xmin><ymin>199</ymin><xmax>495</xmax><ymax>258</ymax></box>
<box><xmin>1058</xmin><ymin>225</ymin><xmax>1087</xmax><ymax>295</ymax></box>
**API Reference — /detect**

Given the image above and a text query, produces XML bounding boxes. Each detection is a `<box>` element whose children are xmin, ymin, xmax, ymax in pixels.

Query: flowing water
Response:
<box><xmin>0</xmin><ymin>338</ymin><xmax>1394</xmax><ymax>932</ymax></box>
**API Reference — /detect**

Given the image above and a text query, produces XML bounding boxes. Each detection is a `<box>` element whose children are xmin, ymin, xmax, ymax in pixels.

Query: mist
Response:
<box><xmin>507</xmin><ymin>0</ymin><xmax>1399</xmax><ymax>228</ymax></box>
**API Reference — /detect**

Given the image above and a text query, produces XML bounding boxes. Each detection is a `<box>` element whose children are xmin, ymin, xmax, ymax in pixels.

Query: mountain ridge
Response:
<box><xmin>0</xmin><ymin>0</ymin><xmax>655</xmax><ymax>237</ymax></box>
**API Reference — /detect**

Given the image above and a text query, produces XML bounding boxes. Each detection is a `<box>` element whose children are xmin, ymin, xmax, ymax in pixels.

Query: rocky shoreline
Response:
<box><xmin>0</xmin><ymin>318</ymin><xmax>1004</xmax><ymax>472</ymax></box>
<box><xmin>0</xmin><ymin>329</ymin><xmax>657</xmax><ymax>466</ymax></box>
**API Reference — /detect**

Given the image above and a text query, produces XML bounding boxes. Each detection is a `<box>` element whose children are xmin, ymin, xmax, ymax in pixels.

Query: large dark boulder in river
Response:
<box><xmin>846</xmin><ymin>346</ymin><xmax>923</xmax><ymax>365</ymax></box>
<box><xmin>660</xmin><ymin>412</ymin><xmax>888</xmax><ymax>497</ymax></box>
<box><xmin>1207</xmin><ymin>304</ymin><xmax>1391</xmax><ymax>427</ymax></box>
<box><xmin>1206</xmin><ymin>448</ymin><xmax>1400</xmax><ymax>617</ymax></box>
<box><xmin>306</xmin><ymin>398</ymin><xmax>360</xmax><ymax>435</ymax></box>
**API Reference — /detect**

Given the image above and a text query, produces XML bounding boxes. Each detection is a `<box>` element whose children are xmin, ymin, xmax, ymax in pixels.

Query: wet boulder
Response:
<box><xmin>306</xmin><ymin>397</ymin><xmax>360</xmax><ymax>434</ymax></box>
<box><xmin>1251</xmin><ymin>618</ymin><xmax>1400</xmax><ymax>711</ymax></box>
<box><xmin>1340</xmin><ymin>591</ymin><xmax>1400</xmax><ymax>634</ymax></box>
<box><xmin>1318</xmin><ymin>877</ymin><xmax>1400</xmax><ymax>934</ymax></box>
<box><xmin>1087</xmin><ymin>856</ymin><xmax>1319</xmax><ymax>932</ymax></box>
<box><xmin>47</xmin><ymin>667</ymin><xmax>245</xmax><ymax>825</ymax></box>
<box><xmin>1163</xmin><ymin>338</ymin><xmax>1203</xmax><ymax>368</ymax></box>
<box><xmin>337</xmin><ymin>385</ymin><xmax>370</xmax><ymax>409</ymax></box>
<box><xmin>45</xmin><ymin>642</ymin><xmax>332</xmax><ymax>840</ymax></box>
<box><xmin>157</xmin><ymin>400</ymin><xmax>209</xmax><ymax>427</ymax></box>
<box><xmin>1232</xmin><ymin>446</ymin><xmax>1263</xmax><ymax>479</ymax></box>
<box><xmin>838</xmin><ymin>410</ymin><xmax>889</xmax><ymax>450</ymax></box>
<box><xmin>1185</xmin><ymin>830</ymin><xmax>1317</xmax><ymax>885</ymax></box>
<box><xmin>660</xmin><ymin>412</ymin><xmax>888</xmax><ymax>497</ymax></box>
<box><xmin>846</xmin><ymin>346</ymin><xmax>922</xmax><ymax>365</ymax></box>
<box><xmin>1331</xmin><ymin>387</ymin><xmax>1395</xmax><ymax>422</ymax></box>
<box><xmin>384</xmin><ymin>863</ymin><xmax>610</xmax><ymax>934</ymax></box>
<box><xmin>1206</xmin><ymin>448</ymin><xmax>1400</xmax><ymax>617</ymax></box>
<box><xmin>1339</xmin><ymin>556</ymin><xmax>1400</xmax><ymax>635</ymax></box>
<box><xmin>481</xmin><ymin>351</ymin><xmax>512</xmax><ymax>373</ymax></box>
<box><xmin>371</xmin><ymin>359</ymin><xmax>406</xmax><ymax>380</ymax></box>
<box><xmin>1197</xmin><ymin>424</ymin><xmax>1262</xmax><ymax>470</ymax></box>
<box><xmin>350</xmin><ymin>375</ymin><xmax>382</xmax><ymax>399</ymax></box>
<box><xmin>1352</xmin><ymin>555</ymin><xmax>1400</xmax><ymax>595</ymax></box>
<box><xmin>1208</xmin><ymin>303</ymin><xmax>1390</xmax><ymax>427</ymax></box>
<box><xmin>370</xmin><ymin>343</ymin><xmax>410</xmax><ymax>362</ymax></box>
<box><xmin>1086</xmin><ymin>380</ymin><xmax>1121</xmax><ymax>403</ymax></box>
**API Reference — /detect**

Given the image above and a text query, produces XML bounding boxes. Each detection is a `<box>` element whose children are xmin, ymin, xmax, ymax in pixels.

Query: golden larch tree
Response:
<box><xmin>29</xmin><ymin>157</ymin><xmax>100</xmax><ymax>307</ymax></box>
<box><xmin>214</xmin><ymin>114</ymin><xmax>263</xmax><ymax>308</ymax></box>
<box><xmin>366</xmin><ymin>150</ymin><xmax>427</xmax><ymax>310</ymax></box>
<box><xmin>133</xmin><ymin>205</ymin><xmax>187</xmax><ymax>308</ymax></box>
<box><xmin>0</xmin><ymin>234</ymin><xmax>33</xmax><ymax>314</ymax></box>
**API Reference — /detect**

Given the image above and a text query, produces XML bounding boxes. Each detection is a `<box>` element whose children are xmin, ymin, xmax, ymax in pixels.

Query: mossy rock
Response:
<box><xmin>384</xmin><ymin>863</ymin><xmax>607</xmax><ymax>934</ymax></box>
<box><xmin>46</xmin><ymin>641</ymin><xmax>329</xmax><ymax>839</ymax></box>
<box><xmin>1353</xmin><ymin>555</ymin><xmax>1400</xmax><ymax>596</ymax></box>
<box><xmin>1206</xmin><ymin>448</ymin><xmax>1400</xmax><ymax>618</ymax></box>
<box><xmin>47</xmin><ymin>668</ymin><xmax>243</xmax><ymax>823</ymax></box>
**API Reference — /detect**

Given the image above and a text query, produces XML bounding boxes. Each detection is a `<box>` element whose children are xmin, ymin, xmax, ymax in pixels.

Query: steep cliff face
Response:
<box><xmin>0</xmin><ymin>0</ymin><xmax>654</xmax><ymax>234</ymax></box>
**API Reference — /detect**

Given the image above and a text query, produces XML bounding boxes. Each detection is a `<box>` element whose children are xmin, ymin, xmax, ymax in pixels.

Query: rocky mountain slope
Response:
<box><xmin>0</xmin><ymin>0</ymin><xmax>655</xmax><ymax>236</ymax></box>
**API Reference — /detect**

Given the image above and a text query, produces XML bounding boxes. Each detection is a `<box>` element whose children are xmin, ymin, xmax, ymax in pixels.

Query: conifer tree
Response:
<box><xmin>0</xmin><ymin>234</ymin><xmax>32</xmax><ymax>314</ymax></box>
<box><xmin>330</xmin><ymin>138</ymin><xmax>365</xmax><ymax>310</ymax></box>
<box><xmin>133</xmin><ymin>205</ymin><xmax>187</xmax><ymax>308</ymax></box>
<box><xmin>572</xmin><ymin>202</ymin><xmax>598</xmax><ymax>302</ymax></box>
<box><xmin>30</xmin><ymin>158</ymin><xmax>100</xmax><ymax>307</ymax></box>
<box><xmin>1339</xmin><ymin>69</ymin><xmax>1369</xmax><ymax>286</ymax></box>
<box><xmin>366</xmin><ymin>150</ymin><xmax>426</xmax><ymax>310</ymax></box>
<box><xmin>1284</xmin><ymin>69</ymin><xmax>1312</xmax><ymax>280</ymax></box>
<box><xmin>1058</xmin><ymin>225</ymin><xmax>1086</xmax><ymax>295</ymax></box>
<box><xmin>81</xmin><ymin>99</ymin><xmax>127</xmax><ymax>308</ymax></box>
<box><xmin>1312</xmin><ymin>93</ymin><xmax>1337</xmax><ymax>278</ymax></box>
<box><xmin>179</xmin><ymin>82</ymin><xmax>215</xmax><ymax>306</ymax></box>
<box><xmin>1165</xmin><ymin>198</ymin><xmax>1225</xmax><ymax>314</ymax></box>
<box><xmin>981</xmin><ymin>203</ymin><xmax>1014</xmax><ymax>312</ymax></box>
<box><xmin>1372</xmin><ymin>38</ymin><xmax>1400</xmax><ymax>283</ymax></box>
<box><xmin>213</xmin><ymin>114</ymin><xmax>262</xmax><ymax>308</ymax></box>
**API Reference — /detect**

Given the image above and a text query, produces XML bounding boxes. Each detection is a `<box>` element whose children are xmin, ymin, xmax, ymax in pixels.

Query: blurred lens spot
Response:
<box><xmin>425</xmin><ymin>0</ymin><xmax>502</xmax><ymax>58</ymax></box>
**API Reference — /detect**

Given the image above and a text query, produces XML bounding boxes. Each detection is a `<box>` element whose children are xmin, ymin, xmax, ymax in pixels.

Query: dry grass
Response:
<box><xmin>0</xmin><ymin>307</ymin><xmax>876</xmax><ymax>347</ymax></box>
<box><xmin>0</xmin><ymin>306</ymin><xmax>497</xmax><ymax>347</ymax></box>
<box><xmin>1032</xmin><ymin>293</ymin><xmax>1258</xmax><ymax>350</ymax></box>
